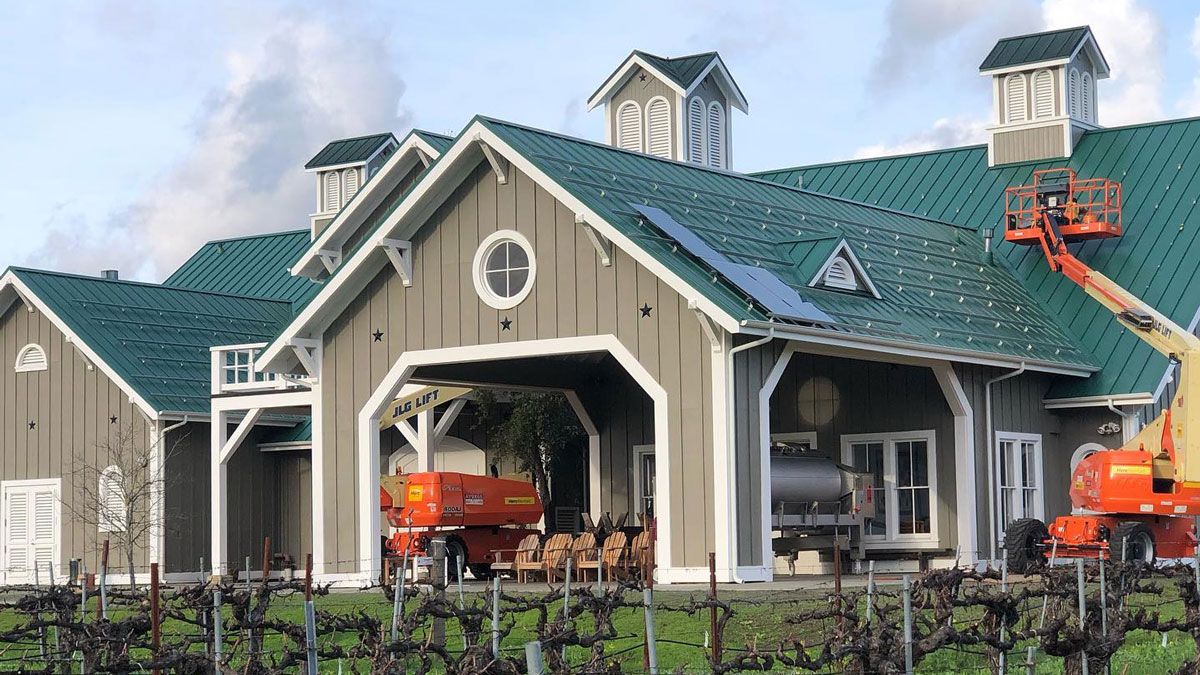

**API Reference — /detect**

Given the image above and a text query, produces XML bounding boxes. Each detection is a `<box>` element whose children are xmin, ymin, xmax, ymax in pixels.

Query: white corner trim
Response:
<box><xmin>807</xmin><ymin>239</ymin><xmax>882</xmax><ymax>299</ymax></box>
<box><xmin>681</xmin><ymin>56</ymin><xmax>749</xmax><ymax>113</ymax></box>
<box><xmin>757</xmin><ymin>343</ymin><xmax>796</xmax><ymax>580</ymax></box>
<box><xmin>471</xmin><ymin>230</ymin><xmax>536</xmax><ymax>310</ymax></box>
<box><xmin>1</xmin><ymin>273</ymin><xmax>158</xmax><ymax>419</ymax></box>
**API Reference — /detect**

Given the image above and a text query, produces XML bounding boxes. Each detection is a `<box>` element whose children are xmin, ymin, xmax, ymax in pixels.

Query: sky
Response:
<box><xmin>2</xmin><ymin>0</ymin><xmax>1199</xmax><ymax>281</ymax></box>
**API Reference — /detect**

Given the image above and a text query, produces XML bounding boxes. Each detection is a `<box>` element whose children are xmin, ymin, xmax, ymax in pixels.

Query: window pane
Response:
<box><xmin>851</xmin><ymin>442</ymin><xmax>885</xmax><ymax>536</ymax></box>
<box><xmin>1022</xmin><ymin>488</ymin><xmax>1037</xmax><ymax>518</ymax></box>
<box><xmin>898</xmin><ymin>488</ymin><xmax>931</xmax><ymax>534</ymax></box>
<box><xmin>508</xmin><ymin>268</ymin><xmax>529</xmax><ymax>294</ymax></box>
<box><xmin>485</xmin><ymin>246</ymin><xmax>508</xmax><ymax>274</ymax></box>
<box><xmin>507</xmin><ymin>242</ymin><xmax>529</xmax><ymax>269</ymax></box>
<box><xmin>897</xmin><ymin>441</ymin><xmax>913</xmax><ymax>487</ymax></box>
<box><xmin>910</xmin><ymin>441</ymin><xmax>928</xmax><ymax>486</ymax></box>
<box><xmin>486</xmin><ymin>270</ymin><xmax>508</xmax><ymax>296</ymax></box>
<box><xmin>1021</xmin><ymin>442</ymin><xmax>1037</xmax><ymax>487</ymax></box>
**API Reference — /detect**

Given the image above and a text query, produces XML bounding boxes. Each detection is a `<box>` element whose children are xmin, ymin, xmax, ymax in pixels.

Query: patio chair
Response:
<box><xmin>564</xmin><ymin>531</ymin><xmax>596</xmax><ymax>580</ymax></box>
<box><xmin>509</xmin><ymin>534</ymin><xmax>543</xmax><ymax>583</ymax></box>
<box><xmin>541</xmin><ymin>533</ymin><xmax>574</xmax><ymax>582</ymax></box>
<box><xmin>577</xmin><ymin>531</ymin><xmax>626</xmax><ymax>582</ymax></box>
<box><xmin>626</xmin><ymin>529</ymin><xmax>654</xmax><ymax>580</ymax></box>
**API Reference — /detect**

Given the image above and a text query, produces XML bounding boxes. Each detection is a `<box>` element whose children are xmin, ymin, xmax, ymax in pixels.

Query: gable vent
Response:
<box><xmin>15</xmin><ymin>344</ymin><xmax>47</xmax><ymax>373</ymax></box>
<box><xmin>616</xmin><ymin>101</ymin><xmax>643</xmax><ymax>152</ymax></box>
<box><xmin>646</xmin><ymin>98</ymin><xmax>672</xmax><ymax>158</ymax></box>
<box><xmin>809</xmin><ymin>242</ymin><xmax>881</xmax><ymax>299</ymax></box>
<box><xmin>822</xmin><ymin>258</ymin><xmax>858</xmax><ymax>291</ymax></box>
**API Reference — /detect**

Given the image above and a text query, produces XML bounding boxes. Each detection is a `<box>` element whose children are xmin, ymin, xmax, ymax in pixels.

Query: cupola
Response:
<box><xmin>304</xmin><ymin>132</ymin><xmax>399</xmax><ymax>238</ymax></box>
<box><xmin>979</xmin><ymin>26</ymin><xmax>1109</xmax><ymax>166</ymax></box>
<box><xmin>588</xmin><ymin>50</ymin><xmax>747</xmax><ymax>169</ymax></box>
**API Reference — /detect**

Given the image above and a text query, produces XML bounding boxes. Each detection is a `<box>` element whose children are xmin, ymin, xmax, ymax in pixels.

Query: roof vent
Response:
<box><xmin>809</xmin><ymin>241</ymin><xmax>880</xmax><ymax>298</ymax></box>
<box><xmin>100</xmin><ymin>270</ymin><xmax>119</xmax><ymax>281</ymax></box>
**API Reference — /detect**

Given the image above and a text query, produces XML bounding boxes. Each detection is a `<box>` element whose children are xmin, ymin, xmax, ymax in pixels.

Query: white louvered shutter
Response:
<box><xmin>1068</xmin><ymin>69</ymin><xmax>1080</xmax><ymax>119</ymax></box>
<box><xmin>616</xmin><ymin>101</ymin><xmax>643</xmax><ymax>152</ymax></box>
<box><xmin>646</xmin><ymin>98</ymin><xmax>671</xmax><ymax>158</ymax></box>
<box><xmin>706</xmin><ymin>102</ymin><xmax>725</xmax><ymax>168</ymax></box>
<box><xmin>1033</xmin><ymin>70</ymin><xmax>1054</xmax><ymax>119</ymax></box>
<box><xmin>5</xmin><ymin>491</ymin><xmax>29</xmax><ymax>575</ymax></box>
<box><xmin>343</xmin><ymin>168</ymin><xmax>360</xmax><ymax>201</ymax></box>
<box><xmin>98</xmin><ymin>466</ymin><xmax>127</xmax><ymax>533</ymax></box>
<box><xmin>31</xmin><ymin>491</ymin><xmax>54</xmax><ymax>571</ymax></box>
<box><xmin>4</xmin><ymin>484</ymin><xmax>56</xmax><ymax>583</ymax></box>
<box><xmin>687</xmin><ymin>97</ymin><xmax>706</xmax><ymax>163</ymax></box>
<box><xmin>15</xmin><ymin>344</ymin><xmax>47</xmax><ymax>373</ymax></box>
<box><xmin>1006</xmin><ymin>74</ymin><xmax>1027</xmax><ymax>122</ymax></box>
<box><xmin>324</xmin><ymin>171</ymin><xmax>341</xmax><ymax>212</ymax></box>
<box><xmin>1081</xmin><ymin>72</ymin><xmax>1093</xmax><ymax>123</ymax></box>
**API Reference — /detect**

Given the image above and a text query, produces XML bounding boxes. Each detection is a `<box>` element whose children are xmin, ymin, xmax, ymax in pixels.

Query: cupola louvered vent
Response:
<box><xmin>1033</xmin><ymin>69</ymin><xmax>1054</xmax><ymax>118</ymax></box>
<box><xmin>688</xmin><ymin>97</ymin><xmax>706</xmax><ymax>163</ymax></box>
<box><xmin>616</xmin><ymin>101</ymin><xmax>643</xmax><ymax>152</ymax></box>
<box><xmin>1005</xmin><ymin>73</ymin><xmax>1027</xmax><ymax>122</ymax></box>
<box><xmin>706</xmin><ymin>102</ymin><xmax>725</xmax><ymax>168</ymax></box>
<box><xmin>344</xmin><ymin>167</ymin><xmax>360</xmax><ymax>200</ymax></box>
<box><xmin>14</xmin><ymin>344</ymin><xmax>47</xmax><ymax>373</ymax></box>
<box><xmin>646</xmin><ymin>98</ymin><xmax>672</xmax><ymax>158</ymax></box>
<box><xmin>323</xmin><ymin>171</ymin><xmax>341</xmax><ymax>213</ymax></box>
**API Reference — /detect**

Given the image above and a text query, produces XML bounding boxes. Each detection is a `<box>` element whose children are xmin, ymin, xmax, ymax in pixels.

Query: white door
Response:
<box><xmin>3</xmin><ymin>480</ymin><xmax>60</xmax><ymax>584</ymax></box>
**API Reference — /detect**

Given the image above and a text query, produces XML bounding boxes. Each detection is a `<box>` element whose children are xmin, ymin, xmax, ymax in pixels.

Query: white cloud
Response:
<box><xmin>1177</xmin><ymin>14</ymin><xmax>1200</xmax><ymax>115</ymax></box>
<box><xmin>1041</xmin><ymin>0</ymin><xmax>1163</xmax><ymax>125</ymax></box>
<box><xmin>30</xmin><ymin>9</ymin><xmax>410</xmax><ymax>280</ymax></box>
<box><xmin>853</xmin><ymin>117</ymin><xmax>988</xmax><ymax>159</ymax></box>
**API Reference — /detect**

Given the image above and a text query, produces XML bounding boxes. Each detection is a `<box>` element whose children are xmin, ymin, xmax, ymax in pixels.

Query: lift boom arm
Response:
<box><xmin>1026</xmin><ymin>209</ymin><xmax>1200</xmax><ymax>483</ymax></box>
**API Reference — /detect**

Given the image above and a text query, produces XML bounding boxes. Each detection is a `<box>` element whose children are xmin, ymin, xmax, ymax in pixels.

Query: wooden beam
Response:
<box><xmin>317</xmin><ymin>250</ymin><xmax>341</xmax><ymax>274</ymax></box>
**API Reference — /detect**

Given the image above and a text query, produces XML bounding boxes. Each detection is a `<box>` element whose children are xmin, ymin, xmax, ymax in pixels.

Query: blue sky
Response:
<box><xmin>2</xmin><ymin>0</ymin><xmax>1198</xmax><ymax>280</ymax></box>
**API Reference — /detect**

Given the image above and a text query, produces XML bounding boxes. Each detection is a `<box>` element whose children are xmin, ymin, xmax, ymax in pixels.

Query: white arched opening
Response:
<box><xmin>706</xmin><ymin>101</ymin><xmax>726</xmax><ymax>168</ymax></box>
<box><xmin>386</xmin><ymin>436</ymin><xmax>487</xmax><ymax>476</ymax></box>
<box><xmin>646</xmin><ymin>97</ymin><xmax>672</xmax><ymax>159</ymax></box>
<box><xmin>1068</xmin><ymin>68</ymin><xmax>1081</xmax><ymax>119</ymax></box>
<box><xmin>14</xmin><ymin>344</ymin><xmax>47</xmax><ymax>373</ymax></box>
<box><xmin>1071</xmin><ymin>442</ymin><xmax>1107</xmax><ymax>474</ymax></box>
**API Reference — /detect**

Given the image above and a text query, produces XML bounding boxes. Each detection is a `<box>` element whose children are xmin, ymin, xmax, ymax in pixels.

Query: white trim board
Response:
<box><xmin>587</xmin><ymin>52</ymin><xmax>748</xmax><ymax>113</ymax></box>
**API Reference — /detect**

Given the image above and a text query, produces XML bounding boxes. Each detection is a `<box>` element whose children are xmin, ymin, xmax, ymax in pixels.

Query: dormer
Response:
<box><xmin>979</xmin><ymin>26</ymin><xmax>1109</xmax><ymax>167</ymax></box>
<box><xmin>305</xmin><ymin>133</ymin><xmax>399</xmax><ymax>238</ymax></box>
<box><xmin>587</xmin><ymin>50</ymin><xmax>747</xmax><ymax>169</ymax></box>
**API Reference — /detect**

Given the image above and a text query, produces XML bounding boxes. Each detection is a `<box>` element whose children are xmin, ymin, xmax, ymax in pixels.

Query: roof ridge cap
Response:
<box><xmin>11</xmin><ymin>267</ymin><xmax>295</xmax><ymax>305</ymax></box>
<box><xmin>992</xmin><ymin>25</ymin><xmax>1089</xmax><ymax>44</ymax></box>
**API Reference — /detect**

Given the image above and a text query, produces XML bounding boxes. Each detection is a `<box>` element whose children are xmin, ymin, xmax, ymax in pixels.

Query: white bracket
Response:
<box><xmin>689</xmin><ymin>300</ymin><xmax>723</xmax><ymax>353</ymax></box>
<box><xmin>219</xmin><ymin>408</ymin><xmax>264</xmax><ymax>464</ymax></box>
<box><xmin>288</xmin><ymin>338</ymin><xmax>321</xmax><ymax>380</ymax></box>
<box><xmin>12</xmin><ymin>285</ymin><xmax>35</xmax><ymax>313</ymax></box>
<box><xmin>395</xmin><ymin>419</ymin><xmax>420</xmax><ymax>448</ymax></box>
<box><xmin>474</xmin><ymin>135</ymin><xmax>509</xmax><ymax>185</ymax></box>
<box><xmin>416</xmin><ymin>148</ymin><xmax>433</xmax><ymax>168</ymax></box>
<box><xmin>63</xmin><ymin>337</ymin><xmax>95</xmax><ymax>371</ymax></box>
<box><xmin>577</xmin><ymin>214</ymin><xmax>612</xmax><ymax>267</ymax></box>
<box><xmin>432</xmin><ymin>398</ymin><xmax>467</xmax><ymax>445</ymax></box>
<box><xmin>317</xmin><ymin>249</ymin><xmax>341</xmax><ymax>275</ymax></box>
<box><xmin>380</xmin><ymin>238</ymin><xmax>414</xmax><ymax>287</ymax></box>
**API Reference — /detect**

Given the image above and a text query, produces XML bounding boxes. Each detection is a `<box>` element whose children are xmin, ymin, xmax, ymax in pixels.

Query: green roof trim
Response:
<box><xmin>412</xmin><ymin>129</ymin><xmax>455</xmax><ymax>154</ymax></box>
<box><xmin>477</xmin><ymin>116</ymin><xmax>1090</xmax><ymax>370</ymax></box>
<box><xmin>165</xmin><ymin>229</ymin><xmax>322</xmax><ymax>306</ymax></box>
<box><xmin>10</xmin><ymin>268</ymin><xmax>294</xmax><ymax>414</ymax></box>
<box><xmin>979</xmin><ymin>26</ymin><xmax>1093</xmax><ymax>71</ymax></box>
<box><xmin>753</xmin><ymin>115</ymin><xmax>1200</xmax><ymax>399</ymax></box>
<box><xmin>305</xmin><ymin>133</ymin><xmax>396</xmax><ymax>169</ymax></box>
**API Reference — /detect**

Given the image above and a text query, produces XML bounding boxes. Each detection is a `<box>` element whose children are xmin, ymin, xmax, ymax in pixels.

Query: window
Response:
<box><xmin>1080</xmin><ymin>71</ymin><xmax>1094</xmax><ymax>123</ymax></box>
<box><xmin>219</xmin><ymin>346</ymin><xmax>275</xmax><ymax>391</ymax></box>
<box><xmin>323</xmin><ymin>171</ymin><xmax>341</xmax><ymax>213</ymax></box>
<box><xmin>472</xmin><ymin>230</ymin><xmax>537</xmax><ymax>310</ymax></box>
<box><xmin>633</xmin><ymin>445</ymin><xmax>656</xmax><ymax>520</ymax></box>
<box><xmin>98</xmin><ymin>466</ymin><xmax>127</xmax><ymax>533</ymax></box>
<box><xmin>1005</xmin><ymin>73</ymin><xmax>1027</xmax><ymax>123</ymax></box>
<box><xmin>344</xmin><ymin>167</ymin><xmax>360</xmax><ymax>201</ymax></box>
<box><xmin>687</xmin><ymin>97</ymin><xmax>706</xmax><ymax>164</ymax></box>
<box><xmin>1032</xmin><ymin>69</ymin><xmax>1054</xmax><ymax>119</ymax></box>
<box><xmin>646</xmin><ymin>97</ymin><xmax>672</xmax><ymax>159</ymax></box>
<box><xmin>842</xmin><ymin>430</ymin><xmax>937</xmax><ymax>545</ymax></box>
<box><xmin>14</xmin><ymin>344</ymin><xmax>47</xmax><ymax>373</ymax></box>
<box><xmin>615</xmin><ymin>101</ymin><xmax>643</xmax><ymax>152</ymax></box>
<box><xmin>1068</xmin><ymin>68</ymin><xmax>1080</xmax><ymax>119</ymax></box>
<box><xmin>996</xmin><ymin>432</ymin><xmax>1043</xmax><ymax>539</ymax></box>
<box><xmin>706</xmin><ymin>101</ymin><xmax>726</xmax><ymax>168</ymax></box>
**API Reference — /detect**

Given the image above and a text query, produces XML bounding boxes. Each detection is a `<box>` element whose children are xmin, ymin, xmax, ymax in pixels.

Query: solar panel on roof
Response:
<box><xmin>631</xmin><ymin>204</ymin><xmax>832</xmax><ymax>324</ymax></box>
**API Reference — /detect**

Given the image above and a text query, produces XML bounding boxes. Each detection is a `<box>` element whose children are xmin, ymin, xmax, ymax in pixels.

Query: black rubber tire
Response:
<box><xmin>445</xmin><ymin>537</ymin><xmax>469</xmax><ymax>578</ymax></box>
<box><xmin>1005</xmin><ymin>518</ymin><xmax>1049</xmax><ymax>574</ymax></box>
<box><xmin>468</xmin><ymin>564</ymin><xmax>495</xmax><ymax>580</ymax></box>
<box><xmin>1112</xmin><ymin>521</ymin><xmax>1155</xmax><ymax>564</ymax></box>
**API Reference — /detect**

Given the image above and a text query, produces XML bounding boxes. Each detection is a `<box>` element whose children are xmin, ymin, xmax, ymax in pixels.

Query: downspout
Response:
<box><xmin>986</xmin><ymin>363</ymin><xmax>1025</xmax><ymax>565</ymax></box>
<box><xmin>1107</xmin><ymin>400</ymin><xmax>1140</xmax><ymax>445</ymax></box>
<box><xmin>725</xmin><ymin>328</ymin><xmax>775</xmax><ymax>583</ymax></box>
<box><xmin>152</xmin><ymin>415</ymin><xmax>189</xmax><ymax>574</ymax></box>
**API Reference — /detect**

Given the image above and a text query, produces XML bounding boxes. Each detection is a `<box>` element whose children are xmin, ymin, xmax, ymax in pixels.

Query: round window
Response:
<box><xmin>472</xmin><ymin>230</ymin><xmax>536</xmax><ymax>309</ymax></box>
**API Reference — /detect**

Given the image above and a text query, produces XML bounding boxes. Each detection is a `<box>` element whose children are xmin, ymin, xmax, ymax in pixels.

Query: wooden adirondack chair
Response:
<box><xmin>626</xmin><ymin>530</ymin><xmax>654</xmax><ymax>580</ymax></box>
<box><xmin>577</xmin><ymin>531</ymin><xmax>626</xmax><ymax>582</ymax></box>
<box><xmin>563</xmin><ymin>532</ymin><xmax>595</xmax><ymax>580</ymax></box>
<box><xmin>511</xmin><ymin>534</ymin><xmax>543</xmax><ymax>583</ymax></box>
<box><xmin>540</xmin><ymin>533</ymin><xmax>573</xmax><ymax>582</ymax></box>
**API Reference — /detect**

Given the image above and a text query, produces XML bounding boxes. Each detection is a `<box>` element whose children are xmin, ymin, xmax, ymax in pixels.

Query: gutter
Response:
<box><xmin>724</xmin><ymin>328</ymin><xmax>775</xmax><ymax>583</ymax></box>
<box><xmin>1107</xmin><ymin>399</ymin><xmax>1141</xmax><ymax>445</ymax></box>
<box><xmin>986</xmin><ymin>363</ymin><xmax>1026</xmax><ymax>565</ymax></box>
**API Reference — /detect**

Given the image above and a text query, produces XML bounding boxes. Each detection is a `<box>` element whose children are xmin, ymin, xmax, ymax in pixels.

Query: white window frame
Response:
<box><xmin>1</xmin><ymin>478</ymin><xmax>61</xmax><ymax>585</ymax></box>
<box><xmin>14</xmin><ymin>343</ymin><xmax>47</xmax><ymax>373</ymax></box>
<box><xmin>472</xmin><ymin>230</ymin><xmax>537</xmax><ymax>310</ymax></box>
<box><xmin>841</xmin><ymin>430</ymin><xmax>939</xmax><ymax>549</ymax></box>
<box><xmin>771</xmin><ymin>431</ymin><xmax>818</xmax><ymax>451</ymax></box>
<box><xmin>632</xmin><ymin>444</ymin><xmax>656</xmax><ymax>520</ymax></box>
<box><xmin>995</xmin><ymin>431</ymin><xmax>1045</xmax><ymax>543</ymax></box>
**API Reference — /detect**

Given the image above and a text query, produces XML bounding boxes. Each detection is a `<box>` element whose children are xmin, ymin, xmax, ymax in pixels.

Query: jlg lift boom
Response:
<box><xmin>1002</xmin><ymin>169</ymin><xmax>1200</xmax><ymax>570</ymax></box>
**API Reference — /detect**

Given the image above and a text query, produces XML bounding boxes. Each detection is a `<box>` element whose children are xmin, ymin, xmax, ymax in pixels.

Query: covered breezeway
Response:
<box><xmin>356</xmin><ymin>336</ymin><xmax>678</xmax><ymax>583</ymax></box>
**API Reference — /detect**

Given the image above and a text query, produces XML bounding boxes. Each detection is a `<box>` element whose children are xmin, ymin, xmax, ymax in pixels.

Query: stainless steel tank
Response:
<box><xmin>770</xmin><ymin>454</ymin><xmax>856</xmax><ymax>505</ymax></box>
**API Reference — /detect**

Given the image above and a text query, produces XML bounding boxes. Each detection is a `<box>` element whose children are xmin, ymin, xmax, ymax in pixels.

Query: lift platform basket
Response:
<box><xmin>1004</xmin><ymin>168</ymin><xmax>1122</xmax><ymax>245</ymax></box>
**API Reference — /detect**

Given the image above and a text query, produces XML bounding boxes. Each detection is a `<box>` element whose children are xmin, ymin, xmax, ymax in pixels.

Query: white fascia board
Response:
<box><xmin>1070</xmin><ymin>32</ymin><xmax>1110</xmax><ymax>78</ymax></box>
<box><xmin>291</xmin><ymin>134</ymin><xmax>444</xmax><ymax>278</ymax></box>
<box><xmin>257</xmin><ymin>120</ymin><xmax>743</xmax><ymax>372</ymax></box>
<box><xmin>303</xmin><ymin>159</ymin><xmax>367</xmax><ymax>174</ymax></box>
<box><xmin>1042</xmin><ymin>392</ymin><xmax>1155</xmax><ymax>409</ymax></box>
<box><xmin>681</xmin><ymin>58</ymin><xmax>749</xmax><ymax>113</ymax></box>
<box><xmin>586</xmin><ymin>54</ymin><xmax>688</xmax><ymax>110</ymax></box>
<box><xmin>979</xmin><ymin>57</ymin><xmax>1071</xmax><ymax>77</ymax></box>
<box><xmin>0</xmin><ymin>272</ymin><xmax>160</xmax><ymax>420</ymax></box>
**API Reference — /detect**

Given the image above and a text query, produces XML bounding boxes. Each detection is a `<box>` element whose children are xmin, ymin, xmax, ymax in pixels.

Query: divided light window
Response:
<box><xmin>842</xmin><ymin>430</ymin><xmax>937</xmax><ymax>546</ymax></box>
<box><xmin>996</xmin><ymin>432</ymin><xmax>1044</xmax><ymax>539</ymax></box>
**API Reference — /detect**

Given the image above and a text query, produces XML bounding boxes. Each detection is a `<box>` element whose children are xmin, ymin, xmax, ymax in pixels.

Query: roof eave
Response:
<box><xmin>586</xmin><ymin>52</ymin><xmax>689</xmax><ymax>110</ymax></box>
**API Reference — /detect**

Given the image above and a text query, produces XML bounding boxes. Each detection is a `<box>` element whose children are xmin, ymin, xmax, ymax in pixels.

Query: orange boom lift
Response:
<box><xmin>1003</xmin><ymin>169</ymin><xmax>1200</xmax><ymax>570</ymax></box>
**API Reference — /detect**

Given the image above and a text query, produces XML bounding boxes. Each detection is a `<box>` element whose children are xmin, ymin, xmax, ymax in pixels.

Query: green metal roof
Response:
<box><xmin>165</xmin><ymin>230</ymin><xmax>321</xmax><ymax>306</ymax></box>
<box><xmin>413</xmin><ymin>129</ymin><xmax>455</xmax><ymax>155</ymax></box>
<box><xmin>979</xmin><ymin>26</ymin><xmax>1092</xmax><ymax>71</ymax></box>
<box><xmin>305</xmin><ymin>133</ymin><xmax>396</xmax><ymax>169</ymax></box>
<box><xmin>260</xmin><ymin>418</ymin><xmax>312</xmax><ymax>445</ymax></box>
<box><xmin>11</xmin><ymin>268</ymin><xmax>294</xmax><ymax>414</ymax></box>
<box><xmin>634</xmin><ymin>51</ymin><xmax>719</xmax><ymax>89</ymax></box>
<box><xmin>753</xmin><ymin>116</ymin><xmax>1200</xmax><ymax>399</ymax></box>
<box><xmin>479</xmin><ymin>117</ymin><xmax>1090</xmax><ymax>370</ymax></box>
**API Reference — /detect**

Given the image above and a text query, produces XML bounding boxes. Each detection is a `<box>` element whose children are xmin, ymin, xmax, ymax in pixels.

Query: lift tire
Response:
<box><xmin>1005</xmin><ymin>518</ymin><xmax>1049</xmax><ymax>574</ymax></box>
<box><xmin>468</xmin><ymin>564</ymin><xmax>495</xmax><ymax>580</ymax></box>
<box><xmin>1113</xmin><ymin>521</ymin><xmax>1155</xmax><ymax>564</ymax></box>
<box><xmin>445</xmin><ymin>537</ymin><xmax>469</xmax><ymax>577</ymax></box>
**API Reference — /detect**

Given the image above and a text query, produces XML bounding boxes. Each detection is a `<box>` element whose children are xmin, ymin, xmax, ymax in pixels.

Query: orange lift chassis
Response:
<box><xmin>1003</xmin><ymin>169</ymin><xmax>1200</xmax><ymax>571</ymax></box>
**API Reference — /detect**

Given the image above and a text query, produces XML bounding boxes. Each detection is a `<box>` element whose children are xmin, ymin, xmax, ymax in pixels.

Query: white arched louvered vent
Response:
<box><xmin>98</xmin><ymin>465</ymin><xmax>127</xmax><ymax>533</ymax></box>
<box><xmin>343</xmin><ymin>167</ymin><xmax>360</xmax><ymax>200</ymax></box>
<box><xmin>687</xmin><ymin>97</ymin><xmax>706</xmax><ymax>164</ymax></box>
<box><xmin>1005</xmin><ymin>73</ymin><xmax>1027</xmax><ymax>123</ymax></box>
<box><xmin>1068</xmin><ymin>68</ymin><xmax>1080</xmax><ymax>119</ymax></box>
<box><xmin>323</xmin><ymin>171</ymin><xmax>341</xmax><ymax>213</ymax></box>
<box><xmin>646</xmin><ymin>97</ymin><xmax>672</xmax><ymax>159</ymax></box>
<box><xmin>706</xmin><ymin>102</ymin><xmax>725</xmax><ymax>168</ymax></box>
<box><xmin>1032</xmin><ymin>69</ymin><xmax>1054</xmax><ymax>119</ymax></box>
<box><xmin>14</xmin><ymin>344</ymin><xmax>47</xmax><ymax>373</ymax></box>
<box><xmin>616</xmin><ymin>101</ymin><xmax>643</xmax><ymax>152</ymax></box>
<box><xmin>1081</xmin><ymin>71</ymin><xmax>1093</xmax><ymax>123</ymax></box>
<box><xmin>822</xmin><ymin>258</ymin><xmax>859</xmax><ymax>291</ymax></box>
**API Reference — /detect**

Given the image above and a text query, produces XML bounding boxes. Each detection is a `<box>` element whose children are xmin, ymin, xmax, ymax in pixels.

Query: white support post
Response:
<box><xmin>756</xmin><ymin>343</ymin><xmax>796</xmax><ymax>580</ymax></box>
<box><xmin>431</xmin><ymin>398</ymin><xmax>467</xmax><ymax>445</ymax></box>
<box><xmin>932</xmin><ymin>361</ymin><xmax>978</xmax><ymax>567</ymax></box>
<box><xmin>415</xmin><ymin>409</ymin><xmax>435</xmax><ymax>472</ymax></box>
<box><xmin>218</xmin><ymin>409</ymin><xmax>265</xmax><ymax>464</ymax></box>
<box><xmin>210</xmin><ymin>410</ymin><xmax>230</xmax><ymax>576</ymax></box>
<box><xmin>289</xmin><ymin>339</ymin><xmax>321</xmax><ymax>381</ymax></box>
<box><xmin>395</xmin><ymin>419</ymin><xmax>420</xmax><ymax>449</ymax></box>
<box><xmin>564</xmin><ymin>391</ymin><xmax>602</xmax><ymax>519</ymax></box>
<box><xmin>317</xmin><ymin>250</ymin><xmax>341</xmax><ymax>274</ymax></box>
